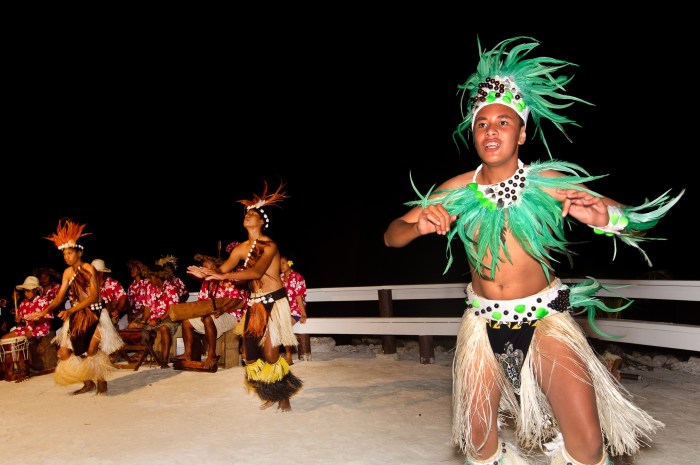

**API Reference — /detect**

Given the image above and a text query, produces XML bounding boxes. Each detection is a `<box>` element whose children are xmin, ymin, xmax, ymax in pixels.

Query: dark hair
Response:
<box><xmin>147</xmin><ymin>264</ymin><xmax>173</xmax><ymax>281</ymax></box>
<box><xmin>32</xmin><ymin>267</ymin><xmax>61</xmax><ymax>281</ymax></box>
<box><xmin>127</xmin><ymin>259</ymin><xmax>149</xmax><ymax>277</ymax></box>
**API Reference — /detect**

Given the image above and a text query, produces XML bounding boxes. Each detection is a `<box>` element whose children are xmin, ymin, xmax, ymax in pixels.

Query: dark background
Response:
<box><xmin>3</xmin><ymin>19</ymin><xmax>697</xmax><ymax>323</ymax></box>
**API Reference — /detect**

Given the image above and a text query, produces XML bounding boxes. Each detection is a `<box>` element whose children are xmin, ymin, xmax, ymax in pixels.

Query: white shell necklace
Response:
<box><xmin>472</xmin><ymin>159</ymin><xmax>527</xmax><ymax>209</ymax></box>
<box><xmin>242</xmin><ymin>239</ymin><xmax>257</xmax><ymax>269</ymax></box>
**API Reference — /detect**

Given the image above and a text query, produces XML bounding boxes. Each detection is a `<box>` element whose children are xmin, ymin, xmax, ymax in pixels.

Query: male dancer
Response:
<box><xmin>31</xmin><ymin>219</ymin><xmax>123</xmax><ymax>395</ymax></box>
<box><xmin>188</xmin><ymin>183</ymin><xmax>302</xmax><ymax>411</ymax></box>
<box><xmin>385</xmin><ymin>37</ymin><xmax>683</xmax><ymax>465</ymax></box>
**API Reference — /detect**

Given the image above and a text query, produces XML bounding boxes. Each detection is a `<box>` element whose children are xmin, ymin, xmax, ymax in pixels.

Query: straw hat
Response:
<box><xmin>17</xmin><ymin>276</ymin><xmax>41</xmax><ymax>291</ymax></box>
<box><xmin>91</xmin><ymin>259</ymin><xmax>112</xmax><ymax>273</ymax></box>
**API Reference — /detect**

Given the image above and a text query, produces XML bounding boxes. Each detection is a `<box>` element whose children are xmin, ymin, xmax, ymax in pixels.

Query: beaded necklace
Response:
<box><xmin>67</xmin><ymin>265</ymin><xmax>82</xmax><ymax>288</ymax></box>
<box><xmin>472</xmin><ymin>159</ymin><xmax>527</xmax><ymax>209</ymax></box>
<box><xmin>242</xmin><ymin>239</ymin><xmax>257</xmax><ymax>269</ymax></box>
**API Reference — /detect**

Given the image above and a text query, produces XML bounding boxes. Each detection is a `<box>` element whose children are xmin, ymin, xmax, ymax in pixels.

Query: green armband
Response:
<box><xmin>589</xmin><ymin>206</ymin><xmax>629</xmax><ymax>236</ymax></box>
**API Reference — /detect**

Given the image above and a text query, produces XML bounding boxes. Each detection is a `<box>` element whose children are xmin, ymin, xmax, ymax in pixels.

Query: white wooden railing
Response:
<box><xmin>293</xmin><ymin>279</ymin><xmax>700</xmax><ymax>354</ymax></box>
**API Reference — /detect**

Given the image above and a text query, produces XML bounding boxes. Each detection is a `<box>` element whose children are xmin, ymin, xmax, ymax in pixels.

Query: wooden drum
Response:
<box><xmin>169</xmin><ymin>298</ymin><xmax>244</xmax><ymax>322</ymax></box>
<box><xmin>1</xmin><ymin>336</ymin><xmax>29</xmax><ymax>382</ymax></box>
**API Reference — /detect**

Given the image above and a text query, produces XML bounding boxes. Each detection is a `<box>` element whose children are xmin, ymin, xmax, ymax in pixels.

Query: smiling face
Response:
<box><xmin>472</xmin><ymin>103</ymin><xmax>527</xmax><ymax>165</ymax></box>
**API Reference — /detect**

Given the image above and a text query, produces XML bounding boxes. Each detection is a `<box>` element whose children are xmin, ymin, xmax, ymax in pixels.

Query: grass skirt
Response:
<box><xmin>245</xmin><ymin>356</ymin><xmax>303</xmax><ymax>402</ymax></box>
<box><xmin>452</xmin><ymin>311</ymin><xmax>664</xmax><ymax>457</ymax></box>
<box><xmin>259</xmin><ymin>298</ymin><xmax>298</xmax><ymax>348</ymax></box>
<box><xmin>54</xmin><ymin>309</ymin><xmax>124</xmax><ymax>385</ymax></box>
<box><xmin>54</xmin><ymin>351</ymin><xmax>115</xmax><ymax>385</ymax></box>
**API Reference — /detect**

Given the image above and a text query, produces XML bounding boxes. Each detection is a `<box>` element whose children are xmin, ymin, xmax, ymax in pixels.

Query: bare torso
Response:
<box><xmin>438</xmin><ymin>167</ymin><xmax>556</xmax><ymax>300</ymax></box>
<box><xmin>470</xmin><ymin>229</ymin><xmax>553</xmax><ymax>300</ymax></box>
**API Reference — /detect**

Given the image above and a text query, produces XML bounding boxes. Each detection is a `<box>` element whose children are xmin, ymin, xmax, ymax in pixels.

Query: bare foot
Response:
<box><xmin>202</xmin><ymin>355</ymin><xmax>220</xmax><ymax>370</ymax></box>
<box><xmin>73</xmin><ymin>381</ymin><xmax>96</xmax><ymax>395</ymax></box>
<box><xmin>96</xmin><ymin>380</ymin><xmax>107</xmax><ymax>396</ymax></box>
<box><xmin>259</xmin><ymin>400</ymin><xmax>275</xmax><ymax>410</ymax></box>
<box><xmin>278</xmin><ymin>398</ymin><xmax>291</xmax><ymax>412</ymax></box>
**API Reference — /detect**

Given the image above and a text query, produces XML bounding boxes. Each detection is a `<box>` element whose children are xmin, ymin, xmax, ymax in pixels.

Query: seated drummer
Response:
<box><xmin>2</xmin><ymin>277</ymin><xmax>53</xmax><ymax>381</ymax></box>
<box><xmin>175</xmin><ymin>253</ymin><xmax>248</xmax><ymax>370</ymax></box>
<box><xmin>3</xmin><ymin>276</ymin><xmax>53</xmax><ymax>343</ymax></box>
<box><xmin>137</xmin><ymin>265</ymin><xmax>182</xmax><ymax>368</ymax></box>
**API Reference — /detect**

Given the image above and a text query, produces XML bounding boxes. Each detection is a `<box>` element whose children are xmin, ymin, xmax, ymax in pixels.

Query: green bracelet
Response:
<box><xmin>589</xmin><ymin>206</ymin><xmax>629</xmax><ymax>237</ymax></box>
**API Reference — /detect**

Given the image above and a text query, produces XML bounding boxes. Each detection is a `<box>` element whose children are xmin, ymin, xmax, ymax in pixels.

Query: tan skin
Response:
<box><xmin>177</xmin><ymin>258</ymin><xmax>224</xmax><ymax>369</ymax></box>
<box><xmin>280</xmin><ymin>256</ymin><xmax>306</xmax><ymax>364</ymax></box>
<box><xmin>188</xmin><ymin>209</ymin><xmax>291</xmax><ymax>411</ymax></box>
<box><xmin>384</xmin><ymin>103</ymin><xmax>623</xmax><ymax>464</ymax></box>
<box><xmin>27</xmin><ymin>248</ymin><xmax>105</xmax><ymax>395</ymax></box>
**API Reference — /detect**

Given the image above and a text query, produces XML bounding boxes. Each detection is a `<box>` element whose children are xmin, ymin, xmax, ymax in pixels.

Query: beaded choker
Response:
<box><xmin>472</xmin><ymin>159</ymin><xmax>527</xmax><ymax>209</ymax></box>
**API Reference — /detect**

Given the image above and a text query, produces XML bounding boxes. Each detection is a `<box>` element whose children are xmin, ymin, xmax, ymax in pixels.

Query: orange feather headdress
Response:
<box><xmin>44</xmin><ymin>219</ymin><xmax>92</xmax><ymax>251</ymax></box>
<box><xmin>238</xmin><ymin>181</ymin><xmax>288</xmax><ymax>229</ymax></box>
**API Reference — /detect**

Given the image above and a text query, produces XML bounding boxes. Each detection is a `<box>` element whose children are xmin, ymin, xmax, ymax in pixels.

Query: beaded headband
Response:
<box><xmin>45</xmin><ymin>219</ymin><xmax>91</xmax><ymax>251</ymax></box>
<box><xmin>470</xmin><ymin>75</ymin><xmax>529</xmax><ymax>130</ymax></box>
<box><xmin>454</xmin><ymin>36</ymin><xmax>592</xmax><ymax>158</ymax></box>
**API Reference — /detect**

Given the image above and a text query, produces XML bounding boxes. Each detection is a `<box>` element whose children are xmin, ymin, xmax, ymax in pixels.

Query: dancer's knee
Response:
<box><xmin>57</xmin><ymin>346</ymin><xmax>71</xmax><ymax>360</ymax></box>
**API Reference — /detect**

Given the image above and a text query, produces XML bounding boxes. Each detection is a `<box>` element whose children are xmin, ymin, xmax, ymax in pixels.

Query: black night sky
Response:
<box><xmin>3</xmin><ymin>20</ymin><xmax>697</xmax><ymax>307</ymax></box>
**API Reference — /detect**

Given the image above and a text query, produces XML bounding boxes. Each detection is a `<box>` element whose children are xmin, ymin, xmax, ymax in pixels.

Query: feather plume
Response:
<box><xmin>238</xmin><ymin>181</ymin><xmax>288</xmax><ymax>211</ymax></box>
<box><xmin>44</xmin><ymin>219</ymin><xmax>91</xmax><ymax>250</ymax></box>
<box><xmin>454</xmin><ymin>36</ymin><xmax>593</xmax><ymax>159</ymax></box>
<box><xmin>405</xmin><ymin>159</ymin><xmax>680</xmax><ymax>279</ymax></box>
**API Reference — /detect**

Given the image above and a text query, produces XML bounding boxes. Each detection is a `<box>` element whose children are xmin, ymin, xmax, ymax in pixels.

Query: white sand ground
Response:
<box><xmin>0</xmin><ymin>337</ymin><xmax>698</xmax><ymax>465</ymax></box>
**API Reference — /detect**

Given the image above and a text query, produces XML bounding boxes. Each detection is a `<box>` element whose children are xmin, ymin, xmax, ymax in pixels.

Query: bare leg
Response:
<box><xmin>159</xmin><ymin>326</ymin><xmax>171</xmax><ymax>368</ymax></box>
<box><xmin>73</xmin><ymin>380</ymin><xmax>96</xmax><ymax>395</ymax></box>
<box><xmin>278</xmin><ymin>398</ymin><xmax>291</xmax><ymax>412</ymax></box>
<box><xmin>176</xmin><ymin>320</ymin><xmax>194</xmax><ymax>361</ymax></box>
<box><xmin>533</xmin><ymin>333</ymin><xmax>604</xmax><ymax>464</ymax></box>
<box><xmin>96</xmin><ymin>380</ymin><xmax>107</xmax><ymax>395</ymax></box>
<box><xmin>259</xmin><ymin>400</ymin><xmax>275</xmax><ymax>410</ymax></box>
<box><xmin>201</xmin><ymin>316</ymin><xmax>219</xmax><ymax>369</ymax></box>
<box><xmin>284</xmin><ymin>345</ymin><xmax>293</xmax><ymax>365</ymax></box>
<box><xmin>57</xmin><ymin>346</ymin><xmax>72</xmax><ymax>361</ymax></box>
<box><xmin>261</xmin><ymin>330</ymin><xmax>290</xmax><ymax>411</ymax></box>
<box><xmin>466</xmin><ymin>360</ymin><xmax>501</xmax><ymax>461</ymax></box>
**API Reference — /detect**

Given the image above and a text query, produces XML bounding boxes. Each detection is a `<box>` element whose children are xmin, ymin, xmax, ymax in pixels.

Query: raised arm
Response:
<box><xmin>384</xmin><ymin>174</ymin><xmax>465</xmax><ymax>248</ymax></box>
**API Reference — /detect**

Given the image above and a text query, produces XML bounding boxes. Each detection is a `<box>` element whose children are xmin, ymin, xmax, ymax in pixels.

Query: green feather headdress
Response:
<box><xmin>453</xmin><ymin>36</ymin><xmax>593</xmax><ymax>158</ymax></box>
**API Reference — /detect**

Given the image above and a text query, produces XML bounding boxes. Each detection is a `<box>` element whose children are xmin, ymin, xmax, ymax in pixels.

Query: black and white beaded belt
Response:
<box><xmin>466</xmin><ymin>279</ymin><xmax>571</xmax><ymax>324</ymax></box>
<box><xmin>249</xmin><ymin>288</ymin><xmax>288</xmax><ymax>306</ymax></box>
<box><xmin>89</xmin><ymin>302</ymin><xmax>104</xmax><ymax>311</ymax></box>
<box><xmin>72</xmin><ymin>302</ymin><xmax>104</xmax><ymax>312</ymax></box>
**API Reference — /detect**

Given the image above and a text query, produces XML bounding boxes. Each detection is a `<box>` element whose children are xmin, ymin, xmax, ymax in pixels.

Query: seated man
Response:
<box><xmin>134</xmin><ymin>265</ymin><xmax>181</xmax><ymax>368</ymax></box>
<box><xmin>176</xmin><ymin>254</ymin><xmax>248</xmax><ymax>370</ymax></box>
